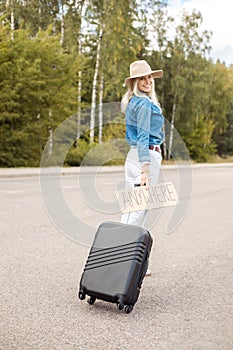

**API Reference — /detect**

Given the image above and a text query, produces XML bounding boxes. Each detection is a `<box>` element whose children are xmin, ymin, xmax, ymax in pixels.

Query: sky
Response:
<box><xmin>167</xmin><ymin>0</ymin><xmax>233</xmax><ymax>66</ymax></box>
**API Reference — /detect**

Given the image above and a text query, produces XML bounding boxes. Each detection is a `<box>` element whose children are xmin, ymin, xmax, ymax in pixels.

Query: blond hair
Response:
<box><xmin>121</xmin><ymin>78</ymin><xmax>161</xmax><ymax>114</ymax></box>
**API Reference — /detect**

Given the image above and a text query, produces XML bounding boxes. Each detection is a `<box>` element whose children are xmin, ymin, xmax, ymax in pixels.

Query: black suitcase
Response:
<box><xmin>78</xmin><ymin>221</ymin><xmax>153</xmax><ymax>313</ymax></box>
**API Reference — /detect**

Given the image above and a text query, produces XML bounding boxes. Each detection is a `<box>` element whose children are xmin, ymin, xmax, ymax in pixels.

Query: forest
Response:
<box><xmin>0</xmin><ymin>0</ymin><xmax>233</xmax><ymax>167</ymax></box>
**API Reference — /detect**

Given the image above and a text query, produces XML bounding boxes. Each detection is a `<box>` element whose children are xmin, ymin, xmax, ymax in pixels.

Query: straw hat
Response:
<box><xmin>124</xmin><ymin>60</ymin><xmax>163</xmax><ymax>86</ymax></box>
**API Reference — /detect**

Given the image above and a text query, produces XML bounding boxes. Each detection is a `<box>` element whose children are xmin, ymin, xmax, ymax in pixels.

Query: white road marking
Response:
<box><xmin>0</xmin><ymin>190</ymin><xmax>26</xmax><ymax>194</ymax></box>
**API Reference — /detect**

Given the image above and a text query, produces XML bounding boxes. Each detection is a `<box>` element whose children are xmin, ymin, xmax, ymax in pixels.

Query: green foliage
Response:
<box><xmin>65</xmin><ymin>139</ymin><xmax>93</xmax><ymax>166</ymax></box>
<box><xmin>65</xmin><ymin>138</ymin><xmax>127</xmax><ymax>166</ymax></box>
<box><xmin>208</xmin><ymin>62</ymin><xmax>233</xmax><ymax>133</ymax></box>
<box><xmin>185</xmin><ymin>117</ymin><xmax>216</xmax><ymax>162</ymax></box>
<box><xmin>0</xmin><ymin>1</ymin><xmax>233</xmax><ymax>167</ymax></box>
<box><xmin>0</xmin><ymin>26</ymin><xmax>78</xmax><ymax>167</ymax></box>
<box><xmin>215</xmin><ymin>103</ymin><xmax>233</xmax><ymax>156</ymax></box>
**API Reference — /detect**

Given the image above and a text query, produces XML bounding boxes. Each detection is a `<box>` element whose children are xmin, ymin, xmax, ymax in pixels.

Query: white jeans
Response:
<box><xmin>120</xmin><ymin>147</ymin><xmax>162</xmax><ymax>227</ymax></box>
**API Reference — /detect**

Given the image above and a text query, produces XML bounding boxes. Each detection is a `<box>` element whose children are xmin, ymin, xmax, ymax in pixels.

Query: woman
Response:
<box><xmin>120</xmin><ymin>60</ymin><xmax>164</xmax><ymax>228</ymax></box>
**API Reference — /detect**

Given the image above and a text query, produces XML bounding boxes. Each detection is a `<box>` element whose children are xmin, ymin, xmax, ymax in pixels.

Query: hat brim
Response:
<box><xmin>124</xmin><ymin>70</ymin><xmax>163</xmax><ymax>86</ymax></box>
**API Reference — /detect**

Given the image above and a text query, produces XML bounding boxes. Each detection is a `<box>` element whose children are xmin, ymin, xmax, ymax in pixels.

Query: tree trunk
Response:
<box><xmin>76</xmin><ymin>0</ymin><xmax>86</xmax><ymax>140</ymax></box>
<box><xmin>48</xmin><ymin>110</ymin><xmax>53</xmax><ymax>155</ymax></box>
<box><xmin>90</xmin><ymin>23</ymin><xmax>104</xmax><ymax>143</ymax></box>
<box><xmin>168</xmin><ymin>100</ymin><xmax>176</xmax><ymax>160</ymax></box>
<box><xmin>77</xmin><ymin>71</ymin><xmax>82</xmax><ymax>140</ymax></box>
<box><xmin>48</xmin><ymin>128</ymin><xmax>53</xmax><ymax>156</ymax></box>
<box><xmin>60</xmin><ymin>1</ymin><xmax>65</xmax><ymax>45</ymax></box>
<box><xmin>98</xmin><ymin>73</ymin><xmax>104</xmax><ymax>144</ymax></box>
<box><xmin>162</xmin><ymin>124</ymin><xmax>167</xmax><ymax>159</ymax></box>
<box><xmin>9</xmin><ymin>0</ymin><xmax>14</xmax><ymax>41</ymax></box>
<box><xmin>38</xmin><ymin>1</ymin><xmax>42</xmax><ymax>31</ymax></box>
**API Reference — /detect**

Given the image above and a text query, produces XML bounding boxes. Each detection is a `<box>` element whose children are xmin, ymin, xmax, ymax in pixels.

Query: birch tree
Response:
<box><xmin>9</xmin><ymin>0</ymin><xmax>14</xmax><ymax>40</ymax></box>
<box><xmin>87</xmin><ymin>0</ymin><xmax>143</xmax><ymax>143</ymax></box>
<box><xmin>89</xmin><ymin>22</ymin><xmax>104</xmax><ymax>143</ymax></box>
<box><xmin>166</xmin><ymin>10</ymin><xmax>211</xmax><ymax>159</ymax></box>
<box><xmin>147</xmin><ymin>0</ymin><xmax>173</xmax><ymax>158</ymax></box>
<box><xmin>3</xmin><ymin>0</ymin><xmax>15</xmax><ymax>41</ymax></box>
<box><xmin>98</xmin><ymin>72</ymin><xmax>104</xmax><ymax>143</ymax></box>
<box><xmin>76</xmin><ymin>1</ymin><xmax>87</xmax><ymax>139</ymax></box>
<box><xmin>59</xmin><ymin>1</ymin><xmax>65</xmax><ymax>45</ymax></box>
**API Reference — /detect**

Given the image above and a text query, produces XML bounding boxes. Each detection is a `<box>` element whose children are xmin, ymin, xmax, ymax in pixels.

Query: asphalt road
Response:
<box><xmin>0</xmin><ymin>164</ymin><xmax>233</xmax><ymax>350</ymax></box>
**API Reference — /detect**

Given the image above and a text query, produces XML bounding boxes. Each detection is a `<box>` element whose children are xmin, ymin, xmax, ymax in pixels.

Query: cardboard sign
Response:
<box><xmin>116</xmin><ymin>182</ymin><xmax>178</xmax><ymax>213</ymax></box>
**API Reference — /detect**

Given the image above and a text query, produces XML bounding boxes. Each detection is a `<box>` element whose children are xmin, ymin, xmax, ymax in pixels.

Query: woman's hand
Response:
<box><xmin>141</xmin><ymin>163</ymin><xmax>150</xmax><ymax>188</ymax></box>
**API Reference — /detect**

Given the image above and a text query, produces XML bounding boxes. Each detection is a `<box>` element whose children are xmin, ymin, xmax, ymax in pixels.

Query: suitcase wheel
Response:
<box><xmin>117</xmin><ymin>302</ymin><xmax>124</xmax><ymax>311</ymax></box>
<box><xmin>78</xmin><ymin>291</ymin><xmax>86</xmax><ymax>300</ymax></box>
<box><xmin>87</xmin><ymin>296</ymin><xmax>96</xmax><ymax>305</ymax></box>
<box><xmin>125</xmin><ymin>304</ymin><xmax>134</xmax><ymax>314</ymax></box>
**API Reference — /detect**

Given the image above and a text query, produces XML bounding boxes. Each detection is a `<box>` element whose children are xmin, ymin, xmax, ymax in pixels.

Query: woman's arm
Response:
<box><xmin>136</xmin><ymin>98</ymin><xmax>151</xmax><ymax>187</ymax></box>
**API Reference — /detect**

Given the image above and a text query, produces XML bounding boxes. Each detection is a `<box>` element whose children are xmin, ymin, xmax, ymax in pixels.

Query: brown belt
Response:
<box><xmin>149</xmin><ymin>145</ymin><xmax>161</xmax><ymax>153</ymax></box>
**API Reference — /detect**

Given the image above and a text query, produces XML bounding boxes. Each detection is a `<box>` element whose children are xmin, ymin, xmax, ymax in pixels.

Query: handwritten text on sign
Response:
<box><xmin>116</xmin><ymin>182</ymin><xmax>178</xmax><ymax>213</ymax></box>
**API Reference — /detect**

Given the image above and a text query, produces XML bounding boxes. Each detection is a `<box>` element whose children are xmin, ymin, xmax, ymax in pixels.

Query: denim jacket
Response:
<box><xmin>125</xmin><ymin>95</ymin><xmax>164</xmax><ymax>163</ymax></box>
